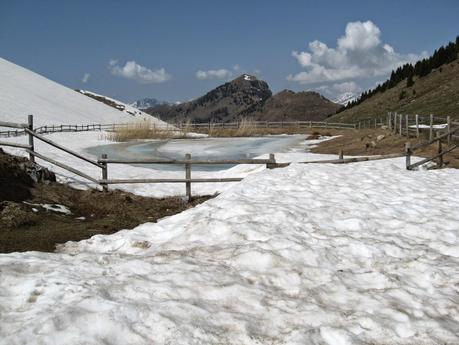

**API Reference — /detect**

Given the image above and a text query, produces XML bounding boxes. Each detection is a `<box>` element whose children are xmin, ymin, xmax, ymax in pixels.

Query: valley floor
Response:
<box><xmin>0</xmin><ymin>131</ymin><xmax>458</xmax><ymax>344</ymax></box>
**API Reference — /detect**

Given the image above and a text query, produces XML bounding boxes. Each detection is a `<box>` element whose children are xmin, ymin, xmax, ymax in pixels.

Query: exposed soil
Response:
<box><xmin>0</xmin><ymin>150</ymin><xmax>213</xmax><ymax>253</ymax></box>
<box><xmin>310</xmin><ymin>128</ymin><xmax>459</xmax><ymax>168</ymax></box>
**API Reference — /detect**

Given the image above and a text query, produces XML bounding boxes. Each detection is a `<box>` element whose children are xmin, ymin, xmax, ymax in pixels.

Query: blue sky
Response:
<box><xmin>1</xmin><ymin>0</ymin><xmax>458</xmax><ymax>103</ymax></box>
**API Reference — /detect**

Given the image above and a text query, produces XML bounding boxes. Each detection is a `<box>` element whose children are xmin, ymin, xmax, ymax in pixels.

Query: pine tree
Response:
<box><xmin>406</xmin><ymin>74</ymin><xmax>414</xmax><ymax>87</ymax></box>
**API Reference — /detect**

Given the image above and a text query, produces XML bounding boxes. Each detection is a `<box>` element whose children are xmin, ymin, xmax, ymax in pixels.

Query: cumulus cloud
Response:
<box><xmin>109</xmin><ymin>60</ymin><xmax>171</xmax><ymax>84</ymax></box>
<box><xmin>196</xmin><ymin>69</ymin><xmax>233</xmax><ymax>80</ymax></box>
<box><xmin>81</xmin><ymin>73</ymin><xmax>90</xmax><ymax>83</ymax></box>
<box><xmin>287</xmin><ymin>20</ymin><xmax>425</xmax><ymax>85</ymax></box>
<box><xmin>332</xmin><ymin>81</ymin><xmax>361</xmax><ymax>94</ymax></box>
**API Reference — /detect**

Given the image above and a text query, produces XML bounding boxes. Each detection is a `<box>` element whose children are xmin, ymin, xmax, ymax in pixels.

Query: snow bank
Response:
<box><xmin>0</xmin><ymin>57</ymin><xmax>165</xmax><ymax>127</ymax></box>
<box><xmin>1</xmin><ymin>158</ymin><xmax>458</xmax><ymax>344</ymax></box>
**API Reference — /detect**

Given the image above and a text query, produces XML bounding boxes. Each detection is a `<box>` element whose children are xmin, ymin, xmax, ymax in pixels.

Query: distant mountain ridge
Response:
<box><xmin>145</xmin><ymin>74</ymin><xmax>338</xmax><ymax>123</ymax></box>
<box><xmin>130</xmin><ymin>98</ymin><xmax>171</xmax><ymax>110</ymax></box>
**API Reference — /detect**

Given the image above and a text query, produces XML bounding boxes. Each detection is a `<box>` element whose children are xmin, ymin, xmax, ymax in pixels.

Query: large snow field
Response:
<box><xmin>2</xmin><ymin>131</ymin><xmax>335</xmax><ymax>197</ymax></box>
<box><xmin>0</xmin><ymin>157</ymin><xmax>458</xmax><ymax>344</ymax></box>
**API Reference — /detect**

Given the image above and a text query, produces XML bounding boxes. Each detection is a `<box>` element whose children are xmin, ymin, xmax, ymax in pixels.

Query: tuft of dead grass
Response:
<box><xmin>235</xmin><ymin>118</ymin><xmax>257</xmax><ymax>136</ymax></box>
<box><xmin>105</xmin><ymin>120</ymin><xmax>177</xmax><ymax>141</ymax></box>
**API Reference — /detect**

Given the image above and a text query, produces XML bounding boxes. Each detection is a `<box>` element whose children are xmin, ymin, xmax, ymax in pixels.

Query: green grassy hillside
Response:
<box><xmin>329</xmin><ymin>59</ymin><xmax>459</xmax><ymax>122</ymax></box>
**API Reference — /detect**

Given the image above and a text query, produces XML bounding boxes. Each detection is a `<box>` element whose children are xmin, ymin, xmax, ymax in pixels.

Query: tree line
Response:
<box><xmin>337</xmin><ymin>35</ymin><xmax>459</xmax><ymax>113</ymax></box>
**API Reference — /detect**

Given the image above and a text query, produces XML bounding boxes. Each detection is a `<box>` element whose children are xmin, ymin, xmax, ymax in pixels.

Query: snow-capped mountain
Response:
<box><xmin>334</xmin><ymin>92</ymin><xmax>358</xmax><ymax>106</ymax></box>
<box><xmin>129</xmin><ymin>98</ymin><xmax>168</xmax><ymax>110</ymax></box>
<box><xmin>0</xmin><ymin>57</ymin><xmax>166</xmax><ymax>127</ymax></box>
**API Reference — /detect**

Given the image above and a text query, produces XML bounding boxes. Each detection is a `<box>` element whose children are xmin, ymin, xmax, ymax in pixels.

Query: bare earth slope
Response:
<box><xmin>329</xmin><ymin>59</ymin><xmax>459</xmax><ymax>122</ymax></box>
<box><xmin>244</xmin><ymin>89</ymin><xmax>340</xmax><ymax>122</ymax></box>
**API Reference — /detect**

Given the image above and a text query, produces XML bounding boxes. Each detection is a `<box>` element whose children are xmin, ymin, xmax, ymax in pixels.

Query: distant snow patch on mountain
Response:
<box><xmin>334</xmin><ymin>92</ymin><xmax>358</xmax><ymax>106</ymax></box>
<box><xmin>129</xmin><ymin>98</ymin><xmax>170</xmax><ymax>110</ymax></box>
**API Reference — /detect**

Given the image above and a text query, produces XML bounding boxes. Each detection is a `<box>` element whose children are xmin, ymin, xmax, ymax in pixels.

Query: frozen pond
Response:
<box><xmin>86</xmin><ymin>135</ymin><xmax>308</xmax><ymax>171</ymax></box>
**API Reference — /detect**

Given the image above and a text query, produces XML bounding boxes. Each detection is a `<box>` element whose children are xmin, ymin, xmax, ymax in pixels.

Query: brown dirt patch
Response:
<box><xmin>310</xmin><ymin>128</ymin><xmax>459</xmax><ymax>168</ymax></box>
<box><xmin>0</xmin><ymin>149</ymin><xmax>213</xmax><ymax>253</ymax></box>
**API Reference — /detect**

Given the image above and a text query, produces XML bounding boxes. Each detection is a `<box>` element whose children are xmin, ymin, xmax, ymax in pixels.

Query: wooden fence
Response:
<box><xmin>1</xmin><ymin>115</ymin><xmax>458</xmax><ymax>201</ymax></box>
<box><xmin>385</xmin><ymin>112</ymin><xmax>456</xmax><ymax>140</ymax></box>
<box><xmin>176</xmin><ymin>120</ymin><xmax>357</xmax><ymax>130</ymax></box>
<box><xmin>405</xmin><ymin>124</ymin><xmax>459</xmax><ymax>170</ymax></box>
<box><xmin>0</xmin><ymin>119</ymin><xmax>358</xmax><ymax>138</ymax></box>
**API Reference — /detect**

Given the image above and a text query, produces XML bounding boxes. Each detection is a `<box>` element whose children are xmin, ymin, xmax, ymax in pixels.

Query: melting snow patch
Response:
<box><xmin>24</xmin><ymin>202</ymin><xmax>72</xmax><ymax>215</ymax></box>
<box><xmin>1</xmin><ymin>159</ymin><xmax>458</xmax><ymax>344</ymax></box>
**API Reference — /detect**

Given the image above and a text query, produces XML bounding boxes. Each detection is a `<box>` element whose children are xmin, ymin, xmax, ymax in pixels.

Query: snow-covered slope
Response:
<box><xmin>77</xmin><ymin>90</ymin><xmax>160</xmax><ymax>119</ymax></box>
<box><xmin>0</xmin><ymin>57</ymin><xmax>166</xmax><ymax>127</ymax></box>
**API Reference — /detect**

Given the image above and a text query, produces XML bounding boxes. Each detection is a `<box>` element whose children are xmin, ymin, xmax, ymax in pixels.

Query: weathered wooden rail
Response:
<box><xmin>386</xmin><ymin>112</ymin><xmax>456</xmax><ymax>140</ymax></box>
<box><xmin>405</xmin><ymin>124</ymin><xmax>459</xmax><ymax>170</ymax></box>
<box><xmin>1</xmin><ymin>115</ymin><xmax>457</xmax><ymax>201</ymax></box>
<box><xmin>178</xmin><ymin>120</ymin><xmax>357</xmax><ymax>130</ymax></box>
<box><xmin>0</xmin><ymin>119</ymin><xmax>358</xmax><ymax>138</ymax></box>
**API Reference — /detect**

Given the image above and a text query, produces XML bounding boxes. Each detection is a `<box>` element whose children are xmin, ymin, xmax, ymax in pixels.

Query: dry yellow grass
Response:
<box><xmin>235</xmin><ymin>118</ymin><xmax>257</xmax><ymax>136</ymax></box>
<box><xmin>105</xmin><ymin>120</ymin><xmax>177</xmax><ymax>141</ymax></box>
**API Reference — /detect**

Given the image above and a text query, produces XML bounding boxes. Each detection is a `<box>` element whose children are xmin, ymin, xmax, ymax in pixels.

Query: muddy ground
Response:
<box><xmin>0</xmin><ymin>149</ymin><xmax>212</xmax><ymax>253</ymax></box>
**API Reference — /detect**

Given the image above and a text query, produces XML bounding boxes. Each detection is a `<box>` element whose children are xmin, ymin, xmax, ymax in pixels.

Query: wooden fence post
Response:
<box><xmin>405</xmin><ymin>142</ymin><xmax>412</xmax><ymax>170</ymax></box>
<box><xmin>429</xmin><ymin>114</ymin><xmax>433</xmax><ymax>141</ymax></box>
<box><xmin>101</xmin><ymin>153</ymin><xmax>108</xmax><ymax>191</ymax></box>
<box><xmin>437</xmin><ymin>133</ymin><xmax>443</xmax><ymax>168</ymax></box>
<box><xmin>267</xmin><ymin>153</ymin><xmax>276</xmax><ymax>169</ymax></box>
<box><xmin>185</xmin><ymin>153</ymin><xmax>191</xmax><ymax>202</ymax></box>
<box><xmin>447</xmin><ymin>116</ymin><xmax>451</xmax><ymax>146</ymax></box>
<box><xmin>399</xmin><ymin>113</ymin><xmax>402</xmax><ymax>136</ymax></box>
<box><xmin>415</xmin><ymin>114</ymin><xmax>419</xmax><ymax>138</ymax></box>
<box><xmin>405</xmin><ymin>114</ymin><xmax>409</xmax><ymax>138</ymax></box>
<box><xmin>27</xmin><ymin>114</ymin><xmax>35</xmax><ymax>163</ymax></box>
<box><xmin>387</xmin><ymin>112</ymin><xmax>391</xmax><ymax>131</ymax></box>
<box><xmin>395</xmin><ymin>113</ymin><xmax>398</xmax><ymax>134</ymax></box>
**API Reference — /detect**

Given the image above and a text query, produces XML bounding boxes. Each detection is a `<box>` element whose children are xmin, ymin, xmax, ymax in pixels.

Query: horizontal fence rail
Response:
<box><xmin>1</xmin><ymin>115</ymin><xmax>458</xmax><ymax>200</ymax></box>
<box><xmin>1</xmin><ymin>119</ymin><xmax>360</xmax><ymax>138</ymax></box>
<box><xmin>405</xmin><ymin>122</ymin><xmax>459</xmax><ymax>170</ymax></box>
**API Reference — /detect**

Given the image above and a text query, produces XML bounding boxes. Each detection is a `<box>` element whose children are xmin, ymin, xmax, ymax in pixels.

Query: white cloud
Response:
<box><xmin>233</xmin><ymin>64</ymin><xmax>241</xmax><ymax>71</ymax></box>
<box><xmin>332</xmin><ymin>81</ymin><xmax>361</xmax><ymax>94</ymax></box>
<box><xmin>109</xmin><ymin>60</ymin><xmax>171</xmax><ymax>84</ymax></box>
<box><xmin>196</xmin><ymin>69</ymin><xmax>233</xmax><ymax>80</ymax></box>
<box><xmin>287</xmin><ymin>20</ymin><xmax>425</xmax><ymax>85</ymax></box>
<box><xmin>81</xmin><ymin>73</ymin><xmax>90</xmax><ymax>83</ymax></box>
